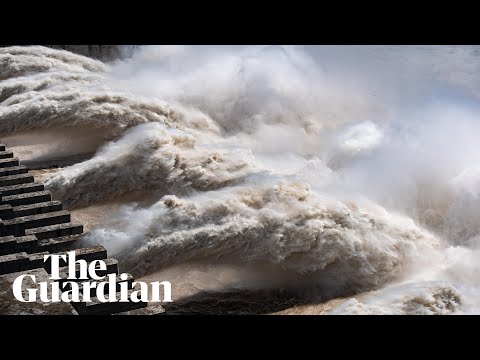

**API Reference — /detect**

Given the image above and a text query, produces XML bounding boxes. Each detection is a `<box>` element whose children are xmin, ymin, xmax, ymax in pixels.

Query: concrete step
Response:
<box><xmin>0</xmin><ymin>252</ymin><xmax>29</xmax><ymax>274</ymax></box>
<box><xmin>28</xmin><ymin>251</ymin><xmax>51</xmax><ymax>269</ymax></box>
<box><xmin>1</xmin><ymin>210</ymin><xmax>71</xmax><ymax>236</ymax></box>
<box><xmin>0</xmin><ymin>204</ymin><xmax>13</xmax><ymax>220</ymax></box>
<box><xmin>0</xmin><ymin>251</ymin><xmax>49</xmax><ymax>275</ymax></box>
<box><xmin>114</xmin><ymin>304</ymin><xmax>165</xmax><ymax>315</ymax></box>
<box><xmin>0</xmin><ymin>166</ymin><xmax>28</xmax><ymax>177</ymax></box>
<box><xmin>0</xmin><ymin>250</ymin><xmax>114</xmax><ymax>277</ymax></box>
<box><xmin>72</xmin><ymin>288</ymin><xmax>148</xmax><ymax>315</ymax></box>
<box><xmin>37</xmin><ymin>234</ymin><xmax>81</xmax><ymax>253</ymax></box>
<box><xmin>56</xmin><ymin>258</ymin><xmax>118</xmax><ymax>285</ymax></box>
<box><xmin>43</xmin><ymin>245</ymin><xmax>107</xmax><ymax>271</ymax></box>
<box><xmin>0</xmin><ymin>182</ymin><xmax>44</xmax><ymax>197</ymax></box>
<box><xmin>63</xmin><ymin>273</ymin><xmax>134</xmax><ymax>298</ymax></box>
<box><xmin>0</xmin><ymin>144</ymin><xmax>5</xmax><ymax>151</ymax></box>
<box><xmin>0</xmin><ymin>235</ymin><xmax>18</xmax><ymax>255</ymax></box>
<box><xmin>0</xmin><ymin>197</ymin><xmax>58</xmax><ymax>220</ymax></box>
<box><xmin>13</xmin><ymin>201</ymin><xmax>63</xmax><ymax>218</ymax></box>
<box><xmin>0</xmin><ymin>235</ymin><xmax>37</xmax><ymax>256</ymax></box>
<box><xmin>0</xmin><ymin>158</ymin><xmax>19</xmax><ymax>168</ymax></box>
<box><xmin>0</xmin><ymin>173</ymin><xmax>34</xmax><ymax>187</ymax></box>
<box><xmin>2</xmin><ymin>191</ymin><xmax>52</xmax><ymax>206</ymax></box>
<box><xmin>14</xmin><ymin>210</ymin><xmax>71</xmax><ymax>230</ymax></box>
<box><xmin>0</xmin><ymin>151</ymin><xmax>14</xmax><ymax>160</ymax></box>
<box><xmin>0</xmin><ymin>234</ymin><xmax>82</xmax><ymax>257</ymax></box>
<box><xmin>25</xmin><ymin>222</ymin><xmax>83</xmax><ymax>240</ymax></box>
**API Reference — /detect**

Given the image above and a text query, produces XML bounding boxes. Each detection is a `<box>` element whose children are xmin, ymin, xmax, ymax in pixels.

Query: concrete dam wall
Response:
<box><xmin>0</xmin><ymin>144</ymin><xmax>164</xmax><ymax>315</ymax></box>
<box><xmin>43</xmin><ymin>45</ymin><xmax>125</xmax><ymax>61</ymax></box>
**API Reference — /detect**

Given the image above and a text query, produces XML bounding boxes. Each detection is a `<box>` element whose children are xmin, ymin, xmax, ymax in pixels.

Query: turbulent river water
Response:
<box><xmin>2</xmin><ymin>45</ymin><xmax>480</xmax><ymax>314</ymax></box>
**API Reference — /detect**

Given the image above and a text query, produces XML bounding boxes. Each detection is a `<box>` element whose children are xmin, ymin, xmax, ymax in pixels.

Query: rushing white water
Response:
<box><xmin>3</xmin><ymin>45</ymin><xmax>480</xmax><ymax>313</ymax></box>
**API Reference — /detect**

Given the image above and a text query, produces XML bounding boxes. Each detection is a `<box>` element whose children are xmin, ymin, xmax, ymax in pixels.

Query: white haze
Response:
<box><xmin>2</xmin><ymin>45</ymin><xmax>480</xmax><ymax>313</ymax></box>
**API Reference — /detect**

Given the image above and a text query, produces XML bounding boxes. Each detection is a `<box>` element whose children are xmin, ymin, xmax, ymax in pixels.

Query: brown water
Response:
<box><xmin>4</xmin><ymin>45</ymin><xmax>480</xmax><ymax>314</ymax></box>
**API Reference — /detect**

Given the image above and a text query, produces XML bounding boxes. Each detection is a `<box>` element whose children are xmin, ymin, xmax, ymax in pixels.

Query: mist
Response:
<box><xmin>2</xmin><ymin>45</ymin><xmax>480</xmax><ymax>313</ymax></box>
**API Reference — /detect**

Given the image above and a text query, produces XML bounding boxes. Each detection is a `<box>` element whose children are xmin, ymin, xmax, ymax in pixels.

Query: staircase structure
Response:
<box><xmin>0</xmin><ymin>144</ymin><xmax>164</xmax><ymax>315</ymax></box>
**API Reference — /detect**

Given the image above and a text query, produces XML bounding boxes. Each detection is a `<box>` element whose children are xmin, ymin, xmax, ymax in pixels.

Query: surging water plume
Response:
<box><xmin>86</xmin><ymin>182</ymin><xmax>440</xmax><ymax>298</ymax></box>
<box><xmin>329</xmin><ymin>282</ymin><xmax>463</xmax><ymax>315</ymax></box>
<box><xmin>0</xmin><ymin>46</ymin><xmax>217</xmax><ymax>142</ymax></box>
<box><xmin>45</xmin><ymin>122</ymin><xmax>253</xmax><ymax>208</ymax></box>
<box><xmin>4</xmin><ymin>45</ymin><xmax>480</xmax><ymax>313</ymax></box>
<box><xmin>0</xmin><ymin>46</ymin><xmax>104</xmax><ymax>80</ymax></box>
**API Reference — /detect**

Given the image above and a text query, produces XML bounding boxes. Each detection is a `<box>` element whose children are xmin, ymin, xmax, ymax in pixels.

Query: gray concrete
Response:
<box><xmin>43</xmin><ymin>245</ymin><xmax>107</xmax><ymax>271</ymax></box>
<box><xmin>56</xmin><ymin>258</ymin><xmax>119</xmax><ymax>285</ymax></box>
<box><xmin>0</xmin><ymin>182</ymin><xmax>44</xmax><ymax>197</ymax></box>
<box><xmin>28</xmin><ymin>251</ymin><xmax>50</xmax><ymax>269</ymax></box>
<box><xmin>43</xmin><ymin>45</ymin><xmax>123</xmax><ymax>61</ymax></box>
<box><xmin>2</xmin><ymin>191</ymin><xmax>52</xmax><ymax>206</ymax></box>
<box><xmin>13</xmin><ymin>201</ymin><xmax>63</xmax><ymax>218</ymax></box>
<box><xmin>26</xmin><ymin>222</ymin><xmax>83</xmax><ymax>239</ymax></box>
<box><xmin>0</xmin><ymin>235</ymin><xmax>37</xmax><ymax>255</ymax></box>
<box><xmin>13</xmin><ymin>235</ymin><xmax>39</xmax><ymax>253</ymax></box>
<box><xmin>0</xmin><ymin>235</ymin><xmax>17</xmax><ymax>255</ymax></box>
<box><xmin>0</xmin><ymin>166</ymin><xmax>28</xmax><ymax>177</ymax></box>
<box><xmin>74</xmin><ymin>289</ymin><xmax>148</xmax><ymax>315</ymax></box>
<box><xmin>0</xmin><ymin>250</ymin><xmax>54</xmax><ymax>274</ymax></box>
<box><xmin>0</xmin><ymin>252</ymin><xmax>29</xmax><ymax>274</ymax></box>
<box><xmin>0</xmin><ymin>269</ymin><xmax>77</xmax><ymax>315</ymax></box>
<box><xmin>65</xmin><ymin>273</ymin><xmax>134</xmax><ymax>298</ymax></box>
<box><xmin>0</xmin><ymin>173</ymin><xmax>34</xmax><ymax>187</ymax></box>
<box><xmin>1</xmin><ymin>210</ymin><xmax>71</xmax><ymax>237</ymax></box>
<box><xmin>0</xmin><ymin>158</ymin><xmax>19</xmax><ymax>168</ymax></box>
<box><xmin>115</xmin><ymin>304</ymin><xmax>166</xmax><ymax>315</ymax></box>
<box><xmin>0</xmin><ymin>204</ymin><xmax>13</xmax><ymax>220</ymax></box>
<box><xmin>37</xmin><ymin>234</ymin><xmax>81</xmax><ymax>253</ymax></box>
<box><xmin>0</xmin><ymin>144</ymin><xmax>163</xmax><ymax>315</ymax></box>
<box><xmin>0</xmin><ymin>151</ymin><xmax>14</xmax><ymax>159</ymax></box>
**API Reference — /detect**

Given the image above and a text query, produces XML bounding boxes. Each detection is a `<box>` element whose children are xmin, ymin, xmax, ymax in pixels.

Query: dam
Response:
<box><xmin>0</xmin><ymin>143</ymin><xmax>165</xmax><ymax>315</ymax></box>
